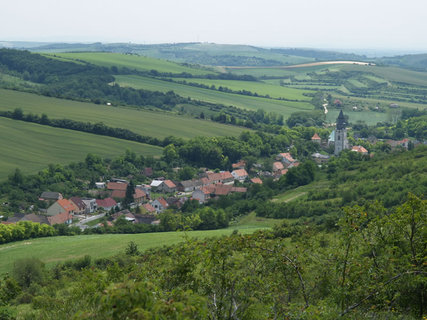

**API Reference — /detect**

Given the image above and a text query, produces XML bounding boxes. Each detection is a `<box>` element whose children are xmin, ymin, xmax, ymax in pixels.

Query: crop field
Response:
<box><xmin>115</xmin><ymin>75</ymin><xmax>315</xmax><ymax>117</ymax></box>
<box><xmin>0</xmin><ymin>89</ymin><xmax>245</xmax><ymax>139</ymax></box>
<box><xmin>171</xmin><ymin>78</ymin><xmax>313</xmax><ymax>101</ymax></box>
<box><xmin>0</xmin><ymin>117</ymin><xmax>162</xmax><ymax>179</ymax></box>
<box><xmin>326</xmin><ymin>109</ymin><xmax>391</xmax><ymax>125</ymax></box>
<box><xmin>0</xmin><ymin>221</ymin><xmax>275</xmax><ymax>275</ymax></box>
<box><xmin>48</xmin><ymin>52</ymin><xmax>215</xmax><ymax>76</ymax></box>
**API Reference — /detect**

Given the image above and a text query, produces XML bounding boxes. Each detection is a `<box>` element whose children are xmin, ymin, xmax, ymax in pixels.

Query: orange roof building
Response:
<box><xmin>47</xmin><ymin>199</ymin><xmax>78</xmax><ymax>216</ymax></box>
<box><xmin>311</xmin><ymin>133</ymin><xmax>321</xmax><ymax>143</ymax></box>
<box><xmin>351</xmin><ymin>146</ymin><xmax>369</xmax><ymax>154</ymax></box>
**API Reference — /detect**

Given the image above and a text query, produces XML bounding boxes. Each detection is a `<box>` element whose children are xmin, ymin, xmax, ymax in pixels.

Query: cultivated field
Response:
<box><xmin>48</xmin><ymin>52</ymin><xmax>215</xmax><ymax>76</ymax></box>
<box><xmin>0</xmin><ymin>89</ymin><xmax>245</xmax><ymax>139</ymax></box>
<box><xmin>171</xmin><ymin>78</ymin><xmax>313</xmax><ymax>101</ymax></box>
<box><xmin>0</xmin><ymin>117</ymin><xmax>162</xmax><ymax>179</ymax></box>
<box><xmin>115</xmin><ymin>75</ymin><xmax>314</xmax><ymax>117</ymax></box>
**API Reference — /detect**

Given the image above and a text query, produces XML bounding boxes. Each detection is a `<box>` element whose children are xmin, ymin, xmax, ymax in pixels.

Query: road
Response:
<box><xmin>75</xmin><ymin>213</ymin><xmax>106</xmax><ymax>229</ymax></box>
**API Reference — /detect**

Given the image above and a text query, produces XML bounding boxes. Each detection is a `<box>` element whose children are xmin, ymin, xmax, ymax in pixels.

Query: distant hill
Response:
<box><xmin>378</xmin><ymin>53</ymin><xmax>427</xmax><ymax>71</ymax></box>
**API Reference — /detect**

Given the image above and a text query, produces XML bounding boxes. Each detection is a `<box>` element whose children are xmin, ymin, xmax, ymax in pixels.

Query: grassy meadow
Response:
<box><xmin>114</xmin><ymin>75</ymin><xmax>315</xmax><ymax>117</ymax></box>
<box><xmin>0</xmin><ymin>214</ymin><xmax>280</xmax><ymax>275</ymax></box>
<box><xmin>0</xmin><ymin>117</ymin><xmax>162</xmax><ymax>179</ymax></box>
<box><xmin>0</xmin><ymin>89</ymin><xmax>245</xmax><ymax>139</ymax></box>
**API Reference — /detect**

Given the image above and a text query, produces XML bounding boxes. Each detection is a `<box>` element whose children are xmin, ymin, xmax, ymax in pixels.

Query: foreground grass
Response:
<box><xmin>0</xmin><ymin>89</ymin><xmax>245</xmax><ymax>139</ymax></box>
<box><xmin>0</xmin><ymin>224</ymin><xmax>274</xmax><ymax>275</ymax></box>
<box><xmin>0</xmin><ymin>117</ymin><xmax>162</xmax><ymax>180</ymax></box>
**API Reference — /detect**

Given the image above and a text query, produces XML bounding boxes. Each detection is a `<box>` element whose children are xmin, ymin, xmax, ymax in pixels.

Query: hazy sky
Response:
<box><xmin>2</xmin><ymin>0</ymin><xmax>427</xmax><ymax>51</ymax></box>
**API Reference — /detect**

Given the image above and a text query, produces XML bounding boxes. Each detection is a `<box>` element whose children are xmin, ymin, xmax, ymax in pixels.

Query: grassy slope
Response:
<box><xmin>0</xmin><ymin>89</ymin><xmax>245</xmax><ymax>139</ymax></box>
<box><xmin>0</xmin><ymin>220</ymin><xmax>277</xmax><ymax>275</ymax></box>
<box><xmin>0</xmin><ymin>117</ymin><xmax>162</xmax><ymax>179</ymax></box>
<box><xmin>114</xmin><ymin>75</ymin><xmax>314</xmax><ymax>118</ymax></box>
<box><xmin>49</xmin><ymin>52</ymin><xmax>215</xmax><ymax>75</ymax></box>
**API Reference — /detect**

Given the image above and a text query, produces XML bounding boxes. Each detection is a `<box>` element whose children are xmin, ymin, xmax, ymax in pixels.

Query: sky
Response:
<box><xmin>2</xmin><ymin>0</ymin><xmax>427</xmax><ymax>52</ymax></box>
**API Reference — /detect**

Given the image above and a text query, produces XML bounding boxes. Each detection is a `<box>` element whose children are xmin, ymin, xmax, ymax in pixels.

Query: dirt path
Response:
<box><xmin>271</xmin><ymin>192</ymin><xmax>307</xmax><ymax>203</ymax></box>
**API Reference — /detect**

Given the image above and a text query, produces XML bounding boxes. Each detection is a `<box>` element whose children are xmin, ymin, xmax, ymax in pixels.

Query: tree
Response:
<box><xmin>123</xmin><ymin>181</ymin><xmax>135</xmax><ymax>209</ymax></box>
<box><xmin>12</xmin><ymin>258</ymin><xmax>45</xmax><ymax>288</ymax></box>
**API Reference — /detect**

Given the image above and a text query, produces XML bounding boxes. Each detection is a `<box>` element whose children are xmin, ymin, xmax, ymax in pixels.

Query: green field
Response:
<box><xmin>171</xmin><ymin>78</ymin><xmax>313</xmax><ymax>101</ymax></box>
<box><xmin>49</xmin><ymin>52</ymin><xmax>215</xmax><ymax>76</ymax></box>
<box><xmin>0</xmin><ymin>89</ymin><xmax>245</xmax><ymax>139</ymax></box>
<box><xmin>326</xmin><ymin>109</ymin><xmax>391</xmax><ymax>125</ymax></box>
<box><xmin>0</xmin><ymin>220</ymin><xmax>277</xmax><ymax>275</ymax></box>
<box><xmin>115</xmin><ymin>75</ymin><xmax>314</xmax><ymax>117</ymax></box>
<box><xmin>0</xmin><ymin>117</ymin><xmax>162</xmax><ymax>179</ymax></box>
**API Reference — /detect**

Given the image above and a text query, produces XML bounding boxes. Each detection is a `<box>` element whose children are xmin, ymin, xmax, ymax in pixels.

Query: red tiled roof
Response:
<box><xmin>281</xmin><ymin>169</ymin><xmax>288</xmax><ymax>175</ymax></box>
<box><xmin>142</xmin><ymin>203</ymin><xmax>156</xmax><ymax>213</ymax></box>
<box><xmin>57</xmin><ymin>199</ymin><xmax>78</xmax><ymax>213</ymax></box>
<box><xmin>279</xmin><ymin>153</ymin><xmax>295</xmax><ymax>163</ymax></box>
<box><xmin>107</xmin><ymin>182</ymin><xmax>128</xmax><ymax>191</ymax></box>
<box><xmin>156</xmin><ymin>197</ymin><xmax>169</xmax><ymax>208</ymax></box>
<box><xmin>134</xmin><ymin>189</ymin><xmax>146</xmax><ymax>199</ymax></box>
<box><xmin>232</xmin><ymin>160</ymin><xmax>246</xmax><ymax>169</ymax></box>
<box><xmin>312</xmin><ymin>133</ymin><xmax>321</xmax><ymax>140</ymax></box>
<box><xmin>112</xmin><ymin>190</ymin><xmax>126</xmax><ymax>199</ymax></box>
<box><xmin>96</xmin><ymin>197</ymin><xmax>117</xmax><ymax>208</ymax></box>
<box><xmin>163</xmin><ymin>180</ymin><xmax>176</xmax><ymax>188</ymax></box>
<box><xmin>351</xmin><ymin>146</ymin><xmax>368</xmax><ymax>153</ymax></box>
<box><xmin>250</xmin><ymin>177</ymin><xmax>263</xmax><ymax>184</ymax></box>
<box><xmin>232</xmin><ymin>169</ymin><xmax>248</xmax><ymax>177</ymax></box>
<box><xmin>273</xmin><ymin>162</ymin><xmax>284</xmax><ymax>171</ymax></box>
<box><xmin>47</xmin><ymin>211</ymin><xmax>72</xmax><ymax>225</ymax></box>
<box><xmin>70</xmin><ymin>197</ymin><xmax>85</xmax><ymax>210</ymax></box>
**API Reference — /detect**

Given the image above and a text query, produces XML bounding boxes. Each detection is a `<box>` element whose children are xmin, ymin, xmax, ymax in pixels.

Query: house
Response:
<box><xmin>111</xmin><ymin>188</ymin><xmax>146</xmax><ymax>204</ymax></box>
<box><xmin>70</xmin><ymin>197</ymin><xmax>86</xmax><ymax>215</ymax></box>
<box><xmin>96</xmin><ymin>198</ymin><xmax>117</xmax><ymax>211</ymax></box>
<box><xmin>389</xmin><ymin>103</ymin><xmax>399</xmax><ymax>108</ymax></box>
<box><xmin>151</xmin><ymin>197</ymin><xmax>169</xmax><ymax>213</ymax></box>
<box><xmin>311</xmin><ymin>153</ymin><xmax>330</xmax><ymax>164</ymax></box>
<box><xmin>136</xmin><ymin>184</ymin><xmax>151</xmax><ymax>198</ymax></box>
<box><xmin>311</xmin><ymin>133</ymin><xmax>321</xmax><ymax>144</ymax></box>
<box><xmin>133</xmin><ymin>214</ymin><xmax>158</xmax><ymax>225</ymax></box>
<box><xmin>95</xmin><ymin>182</ymin><xmax>106</xmax><ymax>189</ymax></box>
<box><xmin>272</xmin><ymin>161</ymin><xmax>284</xmax><ymax>172</ymax></box>
<box><xmin>107</xmin><ymin>182</ymin><xmax>128</xmax><ymax>191</ymax></box>
<box><xmin>250</xmin><ymin>177</ymin><xmax>263</xmax><ymax>184</ymax></box>
<box><xmin>47</xmin><ymin>211</ymin><xmax>73</xmax><ymax>225</ymax></box>
<box><xmin>39</xmin><ymin>192</ymin><xmax>63</xmax><ymax>201</ymax></box>
<box><xmin>204</xmin><ymin>171</ymin><xmax>234</xmax><ymax>185</ymax></box>
<box><xmin>232</xmin><ymin>160</ymin><xmax>246</xmax><ymax>170</ymax></box>
<box><xmin>386</xmin><ymin>138</ymin><xmax>410</xmax><ymax>150</ymax></box>
<box><xmin>231</xmin><ymin>169</ymin><xmax>249</xmax><ymax>182</ymax></box>
<box><xmin>288</xmin><ymin>162</ymin><xmax>300</xmax><ymax>169</ymax></box>
<box><xmin>82</xmin><ymin>199</ymin><xmax>98</xmax><ymax>213</ymax></box>
<box><xmin>351</xmin><ymin>146</ymin><xmax>369</xmax><ymax>155</ymax></box>
<box><xmin>277</xmin><ymin>153</ymin><xmax>296</xmax><ymax>166</ymax></box>
<box><xmin>47</xmin><ymin>199</ymin><xmax>78</xmax><ymax>216</ymax></box>
<box><xmin>150</xmin><ymin>180</ymin><xmax>163</xmax><ymax>190</ymax></box>
<box><xmin>141</xmin><ymin>203</ymin><xmax>156</xmax><ymax>214</ymax></box>
<box><xmin>162</xmin><ymin>180</ymin><xmax>177</xmax><ymax>193</ymax></box>
<box><xmin>274</xmin><ymin>168</ymin><xmax>288</xmax><ymax>179</ymax></box>
<box><xmin>20</xmin><ymin>213</ymin><xmax>50</xmax><ymax>225</ymax></box>
<box><xmin>177</xmin><ymin>179</ymin><xmax>204</xmax><ymax>192</ymax></box>
<box><xmin>192</xmin><ymin>187</ymin><xmax>211</xmax><ymax>203</ymax></box>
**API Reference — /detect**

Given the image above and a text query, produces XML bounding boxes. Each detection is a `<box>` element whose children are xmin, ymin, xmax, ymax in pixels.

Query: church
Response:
<box><xmin>334</xmin><ymin>110</ymin><xmax>349</xmax><ymax>155</ymax></box>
